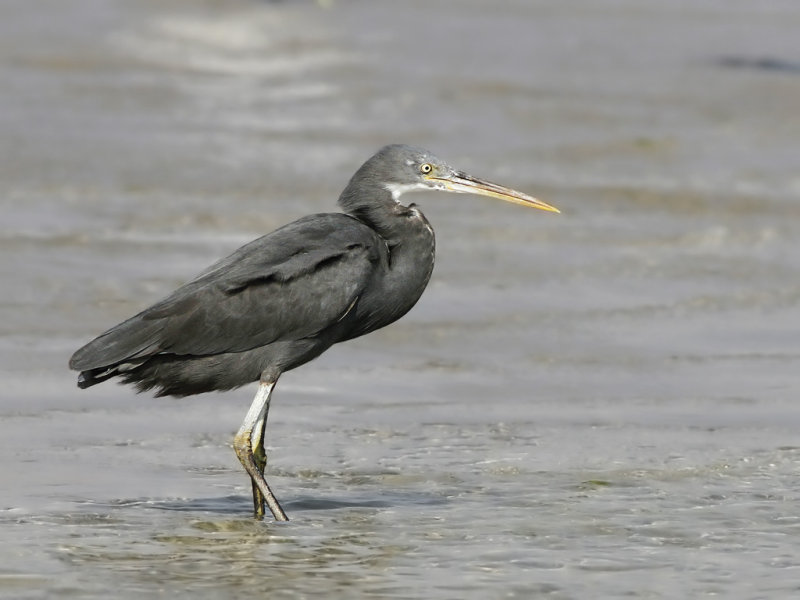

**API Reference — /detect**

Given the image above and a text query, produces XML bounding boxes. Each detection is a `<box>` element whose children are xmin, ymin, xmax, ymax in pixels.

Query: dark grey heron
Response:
<box><xmin>69</xmin><ymin>144</ymin><xmax>559</xmax><ymax>521</ymax></box>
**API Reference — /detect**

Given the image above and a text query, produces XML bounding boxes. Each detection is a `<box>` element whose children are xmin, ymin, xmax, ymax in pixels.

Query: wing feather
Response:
<box><xmin>69</xmin><ymin>213</ymin><xmax>382</xmax><ymax>370</ymax></box>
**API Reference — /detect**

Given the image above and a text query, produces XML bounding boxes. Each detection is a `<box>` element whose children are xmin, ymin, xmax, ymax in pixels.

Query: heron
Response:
<box><xmin>69</xmin><ymin>144</ymin><xmax>559</xmax><ymax>521</ymax></box>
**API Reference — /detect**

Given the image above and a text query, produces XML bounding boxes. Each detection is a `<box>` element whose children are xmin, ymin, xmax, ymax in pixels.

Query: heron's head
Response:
<box><xmin>352</xmin><ymin>144</ymin><xmax>559</xmax><ymax>213</ymax></box>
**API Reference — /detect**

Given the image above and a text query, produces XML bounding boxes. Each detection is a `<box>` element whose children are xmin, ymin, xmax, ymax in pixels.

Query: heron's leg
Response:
<box><xmin>250</xmin><ymin>392</ymin><xmax>270</xmax><ymax>519</ymax></box>
<box><xmin>232</xmin><ymin>380</ymin><xmax>288</xmax><ymax>521</ymax></box>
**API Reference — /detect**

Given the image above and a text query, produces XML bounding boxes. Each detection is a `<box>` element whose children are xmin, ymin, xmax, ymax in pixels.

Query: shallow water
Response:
<box><xmin>2</xmin><ymin>0</ymin><xmax>800</xmax><ymax>598</ymax></box>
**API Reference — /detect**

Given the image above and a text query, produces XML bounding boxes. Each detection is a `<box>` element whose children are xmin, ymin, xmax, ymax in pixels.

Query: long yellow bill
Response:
<box><xmin>434</xmin><ymin>171</ymin><xmax>560</xmax><ymax>213</ymax></box>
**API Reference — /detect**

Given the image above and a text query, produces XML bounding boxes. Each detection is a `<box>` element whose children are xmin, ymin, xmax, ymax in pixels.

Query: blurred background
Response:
<box><xmin>1</xmin><ymin>0</ymin><xmax>799</xmax><ymax>598</ymax></box>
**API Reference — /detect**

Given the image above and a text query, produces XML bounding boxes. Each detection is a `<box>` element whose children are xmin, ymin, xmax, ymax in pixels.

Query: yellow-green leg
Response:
<box><xmin>232</xmin><ymin>379</ymin><xmax>288</xmax><ymax>521</ymax></box>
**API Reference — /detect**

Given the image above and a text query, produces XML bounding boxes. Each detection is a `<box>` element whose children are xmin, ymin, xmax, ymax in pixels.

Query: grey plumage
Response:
<box><xmin>70</xmin><ymin>146</ymin><xmax>443</xmax><ymax>398</ymax></box>
<box><xmin>71</xmin><ymin>213</ymin><xmax>404</xmax><ymax>395</ymax></box>
<box><xmin>69</xmin><ymin>144</ymin><xmax>558</xmax><ymax>520</ymax></box>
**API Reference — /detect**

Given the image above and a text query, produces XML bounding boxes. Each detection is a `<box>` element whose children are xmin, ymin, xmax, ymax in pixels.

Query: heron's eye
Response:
<box><xmin>419</xmin><ymin>163</ymin><xmax>432</xmax><ymax>174</ymax></box>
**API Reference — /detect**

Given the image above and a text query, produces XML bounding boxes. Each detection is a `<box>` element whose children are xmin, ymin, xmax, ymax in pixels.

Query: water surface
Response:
<box><xmin>2</xmin><ymin>0</ymin><xmax>800</xmax><ymax>598</ymax></box>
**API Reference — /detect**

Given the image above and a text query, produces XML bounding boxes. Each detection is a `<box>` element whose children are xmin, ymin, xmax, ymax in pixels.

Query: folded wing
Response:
<box><xmin>69</xmin><ymin>213</ymin><xmax>382</xmax><ymax>371</ymax></box>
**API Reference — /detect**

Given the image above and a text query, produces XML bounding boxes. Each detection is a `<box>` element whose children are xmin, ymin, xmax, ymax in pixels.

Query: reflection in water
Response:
<box><xmin>56</xmin><ymin>504</ymin><xmax>413</xmax><ymax>595</ymax></box>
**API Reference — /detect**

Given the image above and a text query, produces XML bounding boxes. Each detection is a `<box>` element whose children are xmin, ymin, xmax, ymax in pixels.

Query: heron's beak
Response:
<box><xmin>431</xmin><ymin>171</ymin><xmax>560</xmax><ymax>213</ymax></box>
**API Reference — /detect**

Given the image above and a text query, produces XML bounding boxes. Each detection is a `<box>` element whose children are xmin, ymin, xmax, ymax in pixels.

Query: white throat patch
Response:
<box><xmin>384</xmin><ymin>182</ymin><xmax>431</xmax><ymax>203</ymax></box>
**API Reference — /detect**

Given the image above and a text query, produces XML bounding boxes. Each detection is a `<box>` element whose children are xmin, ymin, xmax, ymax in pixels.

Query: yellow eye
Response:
<box><xmin>420</xmin><ymin>163</ymin><xmax>432</xmax><ymax>174</ymax></box>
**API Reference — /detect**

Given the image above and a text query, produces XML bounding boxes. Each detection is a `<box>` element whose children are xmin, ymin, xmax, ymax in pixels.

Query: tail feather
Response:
<box><xmin>77</xmin><ymin>367</ymin><xmax>118</xmax><ymax>389</ymax></box>
<box><xmin>74</xmin><ymin>354</ymin><xmax>150</xmax><ymax>389</ymax></box>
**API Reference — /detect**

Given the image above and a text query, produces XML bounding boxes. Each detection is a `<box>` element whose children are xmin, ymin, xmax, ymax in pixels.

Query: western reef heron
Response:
<box><xmin>70</xmin><ymin>144</ymin><xmax>559</xmax><ymax>521</ymax></box>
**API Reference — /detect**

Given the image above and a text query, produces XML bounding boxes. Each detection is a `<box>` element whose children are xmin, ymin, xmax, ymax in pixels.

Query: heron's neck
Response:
<box><xmin>337</xmin><ymin>180</ymin><xmax>435</xmax><ymax>341</ymax></box>
<box><xmin>338</xmin><ymin>181</ymin><xmax>412</xmax><ymax>241</ymax></box>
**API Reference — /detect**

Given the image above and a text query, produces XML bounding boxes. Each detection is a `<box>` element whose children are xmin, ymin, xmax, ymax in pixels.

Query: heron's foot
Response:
<box><xmin>233</xmin><ymin>432</ymin><xmax>288</xmax><ymax>522</ymax></box>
